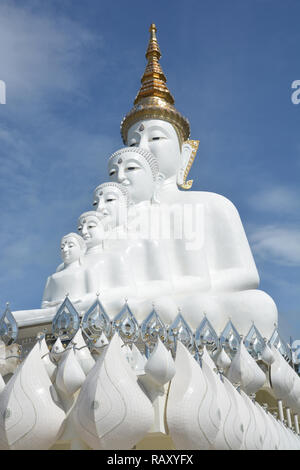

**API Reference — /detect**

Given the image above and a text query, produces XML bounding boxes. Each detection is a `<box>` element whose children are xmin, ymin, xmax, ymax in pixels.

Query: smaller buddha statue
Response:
<box><xmin>108</xmin><ymin>146</ymin><xmax>162</xmax><ymax>205</ymax></box>
<box><xmin>76</xmin><ymin>210</ymin><xmax>136</xmax><ymax>314</ymax></box>
<box><xmin>42</xmin><ymin>233</ymin><xmax>87</xmax><ymax>309</ymax></box>
<box><xmin>77</xmin><ymin>211</ymin><xmax>107</xmax><ymax>254</ymax></box>
<box><xmin>92</xmin><ymin>182</ymin><xmax>129</xmax><ymax>245</ymax></box>
<box><xmin>93</xmin><ymin>181</ymin><xmax>129</xmax><ymax>227</ymax></box>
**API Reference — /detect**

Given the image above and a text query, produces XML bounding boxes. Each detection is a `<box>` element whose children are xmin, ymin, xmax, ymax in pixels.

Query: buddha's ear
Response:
<box><xmin>177</xmin><ymin>140</ymin><xmax>200</xmax><ymax>190</ymax></box>
<box><xmin>152</xmin><ymin>172</ymin><xmax>166</xmax><ymax>204</ymax></box>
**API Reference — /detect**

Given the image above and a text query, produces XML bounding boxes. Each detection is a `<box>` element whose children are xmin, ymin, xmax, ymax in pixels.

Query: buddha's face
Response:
<box><xmin>61</xmin><ymin>237</ymin><xmax>82</xmax><ymax>265</ymax></box>
<box><xmin>93</xmin><ymin>185</ymin><xmax>127</xmax><ymax>227</ymax></box>
<box><xmin>127</xmin><ymin>119</ymin><xmax>181</xmax><ymax>179</ymax></box>
<box><xmin>108</xmin><ymin>150</ymin><xmax>155</xmax><ymax>204</ymax></box>
<box><xmin>77</xmin><ymin>215</ymin><xmax>105</xmax><ymax>249</ymax></box>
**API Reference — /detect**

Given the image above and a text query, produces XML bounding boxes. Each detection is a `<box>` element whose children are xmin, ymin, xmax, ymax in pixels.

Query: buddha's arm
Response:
<box><xmin>41</xmin><ymin>276</ymin><xmax>54</xmax><ymax>308</ymax></box>
<box><xmin>207</xmin><ymin>195</ymin><xmax>259</xmax><ymax>292</ymax></box>
<box><xmin>41</xmin><ymin>273</ymin><xmax>82</xmax><ymax>308</ymax></box>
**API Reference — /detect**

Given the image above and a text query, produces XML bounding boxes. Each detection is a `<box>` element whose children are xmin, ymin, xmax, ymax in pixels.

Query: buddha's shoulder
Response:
<box><xmin>180</xmin><ymin>190</ymin><xmax>239</xmax><ymax>212</ymax></box>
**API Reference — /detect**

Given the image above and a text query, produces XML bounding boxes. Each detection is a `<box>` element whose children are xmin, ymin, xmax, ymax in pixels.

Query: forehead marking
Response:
<box><xmin>139</xmin><ymin>124</ymin><xmax>144</xmax><ymax>132</ymax></box>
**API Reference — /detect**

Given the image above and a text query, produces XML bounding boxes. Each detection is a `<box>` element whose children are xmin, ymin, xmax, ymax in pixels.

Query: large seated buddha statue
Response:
<box><xmin>13</xmin><ymin>24</ymin><xmax>277</xmax><ymax>341</ymax></box>
<box><xmin>111</xmin><ymin>23</ymin><xmax>278</xmax><ymax>337</ymax></box>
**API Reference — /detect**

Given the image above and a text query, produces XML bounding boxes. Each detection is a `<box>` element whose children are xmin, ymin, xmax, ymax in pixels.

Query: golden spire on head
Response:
<box><xmin>134</xmin><ymin>23</ymin><xmax>174</xmax><ymax>105</ymax></box>
<box><xmin>121</xmin><ymin>24</ymin><xmax>190</xmax><ymax>146</ymax></box>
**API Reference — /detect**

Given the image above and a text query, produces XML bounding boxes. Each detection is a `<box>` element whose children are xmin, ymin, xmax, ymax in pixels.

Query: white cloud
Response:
<box><xmin>250</xmin><ymin>224</ymin><xmax>300</xmax><ymax>266</ymax></box>
<box><xmin>248</xmin><ymin>186</ymin><xmax>300</xmax><ymax>214</ymax></box>
<box><xmin>0</xmin><ymin>1</ymin><xmax>103</xmax><ymax>103</ymax></box>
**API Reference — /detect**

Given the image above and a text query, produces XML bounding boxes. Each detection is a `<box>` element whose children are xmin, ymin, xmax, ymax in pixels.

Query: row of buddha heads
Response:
<box><xmin>59</xmin><ymin>119</ymin><xmax>192</xmax><ymax>269</ymax></box>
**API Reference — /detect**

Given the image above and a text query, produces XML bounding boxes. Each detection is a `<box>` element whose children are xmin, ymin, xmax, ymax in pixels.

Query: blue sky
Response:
<box><xmin>0</xmin><ymin>0</ymin><xmax>299</xmax><ymax>342</ymax></box>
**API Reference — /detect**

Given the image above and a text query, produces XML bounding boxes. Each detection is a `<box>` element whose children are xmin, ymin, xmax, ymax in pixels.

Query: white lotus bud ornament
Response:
<box><xmin>0</xmin><ymin>342</ymin><xmax>65</xmax><ymax>450</ymax></box>
<box><xmin>73</xmin><ymin>334</ymin><xmax>154</xmax><ymax>450</ymax></box>
<box><xmin>227</xmin><ymin>341</ymin><xmax>266</xmax><ymax>395</ymax></box>
<box><xmin>144</xmin><ymin>339</ymin><xmax>175</xmax><ymax>386</ymax></box>
<box><xmin>166</xmin><ymin>342</ymin><xmax>220</xmax><ymax>449</ymax></box>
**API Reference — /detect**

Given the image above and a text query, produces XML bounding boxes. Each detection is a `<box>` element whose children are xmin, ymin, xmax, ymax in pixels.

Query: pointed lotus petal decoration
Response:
<box><xmin>269</xmin><ymin>328</ymin><xmax>292</xmax><ymax>362</ymax></box>
<box><xmin>219</xmin><ymin>321</ymin><xmax>241</xmax><ymax>359</ymax></box>
<box><xmin>144</xmin><ymin>338</ymin><xmax>175</xmax><ymax>386</ymax></box>
<box><xmin>73</xmin><ymin>334</ymin><xmax>154</xmax><ymax>449</ymax></box>
<box><xmin>244</xmin><ymin>324</ymin><xmax>266</xmax><ymax>360</ymax></box>
<box><xmin>0</xmin><ymin>304</ymin><xmax>18</xmax><ymax>346</ymax></box>
<box><xmin>91</xmin><ymin>332</ymin><xmax>109</xmax><ymax>351</ymax></box>
<box><xmin>212</xmin><ymin>346</ymin><xmax>232</xmax><ymax>372</ymax></box>
<box><xmin>261</xmin><ymin>342</ymin><xmax>275</xmax><ymax>366</ymax></box>
<box><xmin>131</xmin><ymin>344</ymin><xmax>147</xmax><ymax>374</ymax></box>
<box><xmin>50</xmin><ymin>337</ymin><xmax>65</xmax><ymax>362</ymax></box>
<box><xmin>72</xmin><ymin>329</ymin><xmax>95</xmax><ymax>376</ymax></box>
<box><xmin>270</xmin><ymin>346</ymin><xmax>295</xmax><ymax>401</ymax></box>
<box><xmin>141</xmin><ymin>309</ymin><xmax>167</xmax><ymax>346</ymax></box>
<box><xmin>0</xmin><ymin>342</ymin><xmax>65</xmax><ymax>450</ymax></box>
<box><xmin>81</xmin><ymin>298</ymin><xmax>112</xmax><ymax>342</ymax></box>
<box><xmin>39</xmin><ymin>337</ymin><xmax>56</xmax><ymax>382</ymax></box>
<box><xmin>55</xmin><ymin>346</ymin><xmax>86</xmax><ymax>396</ymax></box>
<box><xmin>52</xmin><ymin>296</ymin><xmax>80</xmax><ymax>341</ymax></box>
<box><xmin>168</xmin><ymin>313</ymin><xmax>194</xmax><ymax>353</ymax></box>
<box><xmin>112</xmin><ymin>301</ymin><xmax>140</xmax><ymax>344</ymax></box>
<box><xmin>195</xmin><ymin>316</ymin><xmax>219</xmax><ymax>353</ymax></box>
<box><xmin>227</xmin><ymin>341</ymin><xmax>266</xmax><ymax>395</ymax></box>
<box><xmin>167</xmin><ymin>341</ymin><xmax>219</xmax><ymax>449</ymax></box>
<box><xmin>239</xmin><ymin>389</ymin><xmax>264</xmax><ymax>450</ymax></box>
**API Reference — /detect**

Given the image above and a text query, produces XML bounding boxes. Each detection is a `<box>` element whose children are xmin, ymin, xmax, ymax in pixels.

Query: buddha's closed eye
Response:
<box><xmin>126</xmin><ymin>166</ymin><xmax>139</xmax><ymax>171</ymax></box>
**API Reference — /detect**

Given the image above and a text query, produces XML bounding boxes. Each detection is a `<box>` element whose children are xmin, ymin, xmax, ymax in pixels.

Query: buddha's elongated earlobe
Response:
<box><xmin>152</xmin><ymin>172</ymin><xmax>166</xmax><ymax>204</ymax></box>
<box><xmin>177</xmin><ymin>140</ymin><xmax>200</xmax><ymax>190</ymax></box>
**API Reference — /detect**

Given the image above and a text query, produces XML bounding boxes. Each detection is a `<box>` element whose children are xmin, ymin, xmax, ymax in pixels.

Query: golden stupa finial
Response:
<box><xmin>146</xmin><ymin>24</ymin><xmax>160</xmax><ymax>59</ymax></box>
<box><xmin>134</xmin><ymin>24</ymin><xmax>174</xmax><ymax>105</ymax></box>
<box><xmin>121</xmin><ymin>24</ymin><xmax>190</xmax><ymax>145</ymax></box>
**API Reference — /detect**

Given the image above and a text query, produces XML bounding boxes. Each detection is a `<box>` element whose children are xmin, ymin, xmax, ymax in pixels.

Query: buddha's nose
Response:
<box><xmin>138</xmin><ymin>134</ymin><xmax>149</xmax><ymax>151</ymax></box>
<box><xmin>99</xmin><ymin>207</ymin><xmax>109</xmax><ymax>216</ymax></box>
<box><xmin>117</xmin><ymin>168</ymin><xmax>126</xmax><ymax>183</ymax></box>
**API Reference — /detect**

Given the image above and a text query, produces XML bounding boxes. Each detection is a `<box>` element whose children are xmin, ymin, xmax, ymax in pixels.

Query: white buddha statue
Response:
<box><xmin>13</xmin><ymin>232</ymin><xmax>87</xmax><ymax>327</ymax></box>
<box><xmin>93</xmin><ymin>181</ymin><xmax>129</xmax><ymax>229</ymax></box>
<box><xmin>42</xmin><ymin>233</ymin><xmax>87</xmax><ymax>308</ymax></box>
<box><xmin>76</xmin><ymin>209</ymin><xmax>136</xmax><ymax>314</ymax></box>
<box><xmin>107</xmin><ymin>147</ymin><xmax>174</xmax><ymax>301</ymax></box>
<box><xmin>108</xmin><ymin>146</ymin><xmax>161</xmax><ymax>205</ymax></box>
<box><xmin>116</xmin><ymin>24</ymin><xmax>278</xmax><ymax>337</ymax></box>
